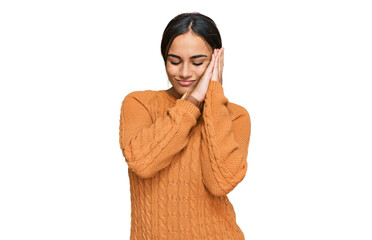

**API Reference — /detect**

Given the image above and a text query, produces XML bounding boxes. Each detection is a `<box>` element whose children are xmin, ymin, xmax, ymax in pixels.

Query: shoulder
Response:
<box><xmin>228</xmin><ymin>102</ymin><xmax>251</xmax><ymax>123</ymax></box>
<box><xmin>120</xmin><ymin>89</ymin><xmax>169</xmax><ymax>117</ymax></box>
<box><xmin>123</xmin><ymin>89</ymin><xmax>156</xmax><ymax>100</ymax></box>
<box><xmin>121</xmin><ymin>89</ymin><xmax>159</xmax><ymax>107</ymax></box>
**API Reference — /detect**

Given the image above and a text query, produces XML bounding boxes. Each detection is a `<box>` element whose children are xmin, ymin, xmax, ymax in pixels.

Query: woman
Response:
<box><xmin>119</xmin><ymin>12</ymin><xmax>251</xmax><ymax>239</ymax></box>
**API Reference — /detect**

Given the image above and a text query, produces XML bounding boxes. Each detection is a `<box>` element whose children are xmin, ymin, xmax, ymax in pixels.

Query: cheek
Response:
<box><xmin>196</xmin><ymin>66</ymin><xmax>208</xmax><ymax>78</ymax></box>
<box><xmin>165</xmin><ymin>65</ymin><xmax>177</xmax><ymax>76</ymax></box>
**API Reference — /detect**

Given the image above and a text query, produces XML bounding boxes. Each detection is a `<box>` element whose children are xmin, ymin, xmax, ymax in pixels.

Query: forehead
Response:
<box><xmin>168</xmin><ymin>31</ymin><xmax>212</xmax><ymax>55</ymax></box>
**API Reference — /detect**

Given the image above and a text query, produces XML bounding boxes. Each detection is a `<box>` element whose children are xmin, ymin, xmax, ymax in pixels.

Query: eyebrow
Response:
<box><xmin>167</xmin><ymin>54</ymin><xmax>208</xmax><ymax>59</ymax></box>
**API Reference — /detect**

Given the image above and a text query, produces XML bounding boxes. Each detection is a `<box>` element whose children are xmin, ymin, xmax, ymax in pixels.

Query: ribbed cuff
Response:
<box><xmin>176</xmin><ymin>98</ymin><xmax>201</xmax><ymax>119</ymax></box>
<box><xmin>207</xmin><ymin>80</ymin><xmax>223</xmax><ymax>95</ymax></box>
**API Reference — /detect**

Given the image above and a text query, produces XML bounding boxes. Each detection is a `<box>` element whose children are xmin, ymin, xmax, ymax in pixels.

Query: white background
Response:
<box><xmin>1</xmin><ymin>0</ymin><xmax>371</xmax><ymax>239</ymax></box>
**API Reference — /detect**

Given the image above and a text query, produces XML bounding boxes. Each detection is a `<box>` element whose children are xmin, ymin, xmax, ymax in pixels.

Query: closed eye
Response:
<box><xmin>170</xmin><ymin>61</ymin><xmax>203</xmax><ymax>66</ymax></box>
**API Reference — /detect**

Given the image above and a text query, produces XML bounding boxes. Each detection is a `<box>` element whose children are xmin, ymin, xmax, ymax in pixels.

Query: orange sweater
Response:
<box><xmin>119</xmin><ymin>80</ymin><xmax>251</xmax><ymax>240</ymax></box>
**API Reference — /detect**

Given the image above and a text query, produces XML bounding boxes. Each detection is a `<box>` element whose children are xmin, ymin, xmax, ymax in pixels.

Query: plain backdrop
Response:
<box><xmin>1</xmin><ymin>0</ymin><xmax>371</xmax><ymax>239</ymax></box>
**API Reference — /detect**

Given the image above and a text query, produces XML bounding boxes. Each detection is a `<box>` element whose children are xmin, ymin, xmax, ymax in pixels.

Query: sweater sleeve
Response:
<box><xmin>119</xmin><ymin>92</ymin><xmax>201</xmax><ymax>179</ymax></box>
<box><xmin>200</xmin><ymin>81</ymin><xmax>251</xmax><ymax>196</ymax></box>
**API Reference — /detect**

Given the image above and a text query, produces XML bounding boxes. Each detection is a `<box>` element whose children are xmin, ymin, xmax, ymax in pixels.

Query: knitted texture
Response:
<box><xmin>119</xmin><ymin>80</ymin><xmax>251</xmax><ymax>240</ymax></box>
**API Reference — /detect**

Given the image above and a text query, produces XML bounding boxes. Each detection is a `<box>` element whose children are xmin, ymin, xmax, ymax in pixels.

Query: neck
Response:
<box><xmin>167</xmin><ymin>87</ymin><xmax>182</xmax><ymax>99</ymax></box>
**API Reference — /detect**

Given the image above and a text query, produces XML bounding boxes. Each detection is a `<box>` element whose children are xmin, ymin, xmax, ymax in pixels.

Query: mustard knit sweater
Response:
<box><xmin>119</xmin><ymin>80</ymin><xmax>251</xmax><ymax>240</ymax></box>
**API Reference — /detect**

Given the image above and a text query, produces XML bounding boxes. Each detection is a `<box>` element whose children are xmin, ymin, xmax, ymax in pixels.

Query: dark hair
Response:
<box><xmin>160</xmin><ymin>12</ymin><xmax>222</xmax><ymax>63</ymax></box>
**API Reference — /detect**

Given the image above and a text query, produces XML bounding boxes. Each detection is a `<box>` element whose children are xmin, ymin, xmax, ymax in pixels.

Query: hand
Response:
<box><xmin>191</xmin><ymin>49</ymin><xmax>218</xmax><ymax>101</ymax></box>
<box><xmin>211</xmin><ymin>47</ymin><xmax>224</xmax><ymax>85</ymax></box>
<box><xmin>191</xmin><ymin>48</ymin><xmax>223</xmax><ymax>101</ymax></box>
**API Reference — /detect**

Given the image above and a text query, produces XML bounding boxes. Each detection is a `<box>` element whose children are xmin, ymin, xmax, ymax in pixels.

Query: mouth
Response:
<box><xmin>177</xmin><ymin>79</ymin><xmax>196</xmax><ymax>86</ymax></box>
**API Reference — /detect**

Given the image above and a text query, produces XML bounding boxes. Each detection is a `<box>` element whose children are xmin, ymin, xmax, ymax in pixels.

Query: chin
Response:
<box><xmin>177</xmin><ymin>85</ymin><xmax>195</xmax><ymax>92</ymax></box>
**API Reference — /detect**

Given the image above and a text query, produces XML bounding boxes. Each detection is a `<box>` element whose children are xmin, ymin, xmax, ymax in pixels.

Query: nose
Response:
<box><xmin>179</xmin><ymin>63</ymin><xmax>192</xmax><ymax>79</ymax></box>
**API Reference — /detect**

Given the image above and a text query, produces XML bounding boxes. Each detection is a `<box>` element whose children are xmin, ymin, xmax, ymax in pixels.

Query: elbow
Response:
<box><xmin>203</xmin><ymin>162</ymin><xmax>248</xmax><ymax>197</ymax></box>
<box><xmin>207</xmin><ymin>185</ymin><xmax>229</xmax><ymax>197</ymax></box>
<box><xmin>203</xmin><ymin>180</ymin><xmax>237</xmax><ymax>197</ymax></box>
<box><xmin>132</xmin><ymin>168</ymin><xmax>157</xmax><ymax>179</ymax></box>
<box><xmin>202</xmin><ymin>177</ymin><xmax>232</xmax><ymax>197</ymax></box>
<box><xmin>122</xmin><ymin>148</ymin><xmax>157</xmax><ymax>179</ymax></box>
<box><xmin>126</xmin><ymin>161</ymin><xmax>157</xmax><ymax>179</ymax></box>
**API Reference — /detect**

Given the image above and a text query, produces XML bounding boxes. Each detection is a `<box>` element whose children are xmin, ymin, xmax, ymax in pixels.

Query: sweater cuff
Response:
<box><xmin>207</xmin><ymin>80</ymin><xmax>224</xmax><ymax>95</ymax></box>
<box><xmin>176</xmin><ymin>98</ymin><xmax>201</xmax><ymax>119</ymax></box>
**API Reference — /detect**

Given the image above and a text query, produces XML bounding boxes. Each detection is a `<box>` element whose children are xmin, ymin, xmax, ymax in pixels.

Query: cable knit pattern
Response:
<box><xmin>119</xmin><ymin>80</ymin><xmax>251</xmax><ymax>240</ymax></box>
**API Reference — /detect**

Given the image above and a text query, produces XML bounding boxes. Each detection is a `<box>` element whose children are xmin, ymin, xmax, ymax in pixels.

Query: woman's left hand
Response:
<box><xmin>211</xmin><ymin>47</ymin><xmax>224</xmax><ymax>85</ymax></box>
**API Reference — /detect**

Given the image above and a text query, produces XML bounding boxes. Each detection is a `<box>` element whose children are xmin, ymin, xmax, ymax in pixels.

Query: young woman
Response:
<box><xmin>119</xmin><ymin>12</ymin><xmax>251</xmax><ymax>239</ymax></box>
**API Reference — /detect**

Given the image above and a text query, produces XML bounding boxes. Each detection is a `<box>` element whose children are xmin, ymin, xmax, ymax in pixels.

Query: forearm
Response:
<box><xmin>200</xmin><ymin>81</ymin><xmax>251</xmax><ymax>196</ymax></box>
<box><xmin>120</xmin><ymin>95</ymin><xmax>201</xmax><ymax>178</ymax></box>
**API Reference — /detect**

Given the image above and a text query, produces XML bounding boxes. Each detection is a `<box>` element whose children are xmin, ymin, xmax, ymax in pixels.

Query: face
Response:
<box><xmin>165</xmin><ymin>31</ymin><xmax>213</xmax><ymax>98</ymax></box>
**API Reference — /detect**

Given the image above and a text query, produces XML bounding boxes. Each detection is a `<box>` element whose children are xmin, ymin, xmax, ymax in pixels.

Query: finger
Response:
<box><xmin>214</xmin><ymin>49</ymin><xmax>220</xmax><ymax>69</ymax></box>
<box><xmin>217</xmin><ymin>50</ymin><xmax>221</xmax><ymax>83</ymax></box>
<box><xmin>212</xmin><ymin>50</ymin><xmax>220</xmax><ymax>81</ymax></box>
<box><xmin>210</xmin><ymin>50</ymin><xmax>217</xmax><ymax>69</ymax></box>
<box><xmin>220</xmin><ymin>47</ymin><xmax>224</xmax><ymax>72</ymax></box>
<box><xmin>219</xmin><ymin>48</ymin><xmax>223</xmax><ymax>84</ymax></box>
<box><xmin>205</xmin><ymin>52</ymin><xmax>216</xmax><ymax>74</ymax></box>
<box><xmin>200</xmin><ymin>52</ymin><xmax>216</xmax><ymax>84</ymax></box>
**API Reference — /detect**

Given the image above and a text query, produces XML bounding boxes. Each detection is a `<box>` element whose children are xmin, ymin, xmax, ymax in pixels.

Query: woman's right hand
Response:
<box><xmin>191</xmin><ymin>48</ymin><xmax>222</xmax><ymax>102</ymax></box>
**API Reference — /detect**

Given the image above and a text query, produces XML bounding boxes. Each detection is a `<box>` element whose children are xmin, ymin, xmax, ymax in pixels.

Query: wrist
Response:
<box><xmin>181</xmin><ymin>91</ymin><xmax>204</xmax><ymax>110</ymax></box>
<box><xmin>190</xmin><ymin>91</ymin><xmax>204</xmax><ymax>102</ymax></box>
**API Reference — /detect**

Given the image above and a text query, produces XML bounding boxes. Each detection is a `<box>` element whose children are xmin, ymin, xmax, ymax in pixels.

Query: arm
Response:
<box><xmin>119</xmin><ymin>92</ymin><xmax>201</xmax><ymax>179</ymax></box>
<box><xmin>200</xmin><ymin>81</ymin><xmax>251</xmax><ymax>196</ymax></box>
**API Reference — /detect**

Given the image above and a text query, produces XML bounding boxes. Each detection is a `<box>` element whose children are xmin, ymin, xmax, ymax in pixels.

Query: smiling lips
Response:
<box><xmin>177</xmin><ymin>80</ymin><xmax>196</xmax><ymax>86</ymax></box>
